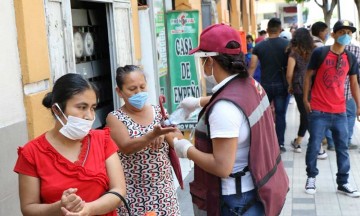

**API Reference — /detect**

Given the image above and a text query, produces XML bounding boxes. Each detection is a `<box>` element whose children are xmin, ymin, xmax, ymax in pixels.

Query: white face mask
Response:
<box><xmin>54</xmin><ymin>103</ymin><xmax>95</xmax><ymax>140</ymax></box>
<box><xmin>202</xmin><ymin>57</ymin><xmax>218</xmax><ymax>85</ymax></box>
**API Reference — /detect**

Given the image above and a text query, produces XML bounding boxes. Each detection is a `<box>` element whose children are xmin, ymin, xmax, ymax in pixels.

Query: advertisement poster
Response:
<box><xmin>166</xmin><ymin>10</ymin><xmax>200</xmax><ymax>131</ymax></box>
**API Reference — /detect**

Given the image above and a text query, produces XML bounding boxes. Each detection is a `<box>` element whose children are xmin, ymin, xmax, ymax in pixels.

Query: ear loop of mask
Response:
<box><xmin>202</xmin><ymin>57</ymin><xmax>208</xmax><ymax>68</ymax></box>
<box><xmin>203</xmin><ymin>57</ymin><xmax>215</xmax><ymax>77</ymax></box>
<box><xmin>53</xmin><ymin>103</ymin><xmax>67</xmax><ymax>126</ymax></box>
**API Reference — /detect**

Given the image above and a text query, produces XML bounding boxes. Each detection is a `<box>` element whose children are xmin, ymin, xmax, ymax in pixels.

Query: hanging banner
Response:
<box><xmin>166</xmin><ymin>10</ymin><xmax>200</xmax><ymax>131</ymax></box>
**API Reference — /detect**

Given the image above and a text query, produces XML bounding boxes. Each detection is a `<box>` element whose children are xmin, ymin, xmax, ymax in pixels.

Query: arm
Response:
<box><xmin>200</xmin><ymin>96</ymin><xmax>211</xmax><ymax>107</ymax></box>
<box><xmin>174</xmin><ymin>101</ymin><xmax>241</xmax><ymax>177</ymax></box>
<box><xmin>187</xmin><ymin>137</ymin><xmax>238</xmax><ymax>177</ymax></box>
<box><xmin>349</xmin><ymin>75</ymin><xmax>360</xmax><ymax>120</ymax></box>
<box><xmin>286</xmin><ymin>56</ymin><xmax>296</xmax><ymax>94</ymax></box>
<box><xmin>19</xmin><ymin>176</ymin><xmax>84</xmax><ymax>216</ymax></box>
<box><xmin>179</xmin><ymin>96</ymin><xmax>211</xmax><ymax>112</ymax></box>
<box><xmin>71</xmin><ymin>153</ymin><xmax>126</xmax><ymax>215</ymax></box>
<box><xmin>248</xmin><ymin>54</ymin><xmax>259</xmax><ymax>77</ymax></box>
<box><xmin>106</xmin><ymin>114</ymin><xmax>176</xmax><ymax>154</ymax></box>
<box><xmin>165</xmin><ymin>128</ymin><xmax>184</xmax><ymax>149</ymax></box>
<box><xmin>303</xmin><ymin>69</ymin><xmax>315</xmax><ymax>113</ymax></box>
<box><xmin>19</xmin><ymin>175</ymin><xmax>62</xmax><ymax>216</ymax></box>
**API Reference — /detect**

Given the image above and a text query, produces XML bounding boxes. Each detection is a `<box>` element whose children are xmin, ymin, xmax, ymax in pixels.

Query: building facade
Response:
<box><xmin>0</xmin><ymin>0</ymin><xmax>256</xmax><ymax>214</ymax></box>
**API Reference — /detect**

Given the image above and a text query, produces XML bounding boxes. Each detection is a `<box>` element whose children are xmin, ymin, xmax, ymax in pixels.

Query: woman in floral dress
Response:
<box><xmin>106</xmin><ymin>65</ymin><xmax>182</xmax><ymax>216</ymax></box>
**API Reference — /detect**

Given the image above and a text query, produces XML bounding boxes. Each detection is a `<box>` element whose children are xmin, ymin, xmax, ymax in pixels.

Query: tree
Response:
<box><xmin>285</xmin><ymin>0</ymin><xmax>338</xmax><ymax>28</ymax></box>
<box><xmin>354</xmin><ymin>0</ymin><xmax>360</xmax><ymax>29</ymax></box>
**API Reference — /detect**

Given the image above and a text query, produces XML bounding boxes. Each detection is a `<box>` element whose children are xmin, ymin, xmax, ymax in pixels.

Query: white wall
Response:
<box><xmin>0</xmin><ymin>0</ymin><xmax>26</xmax><ymax>127</ymax></box>
<box><xmin>0</xmin><ymin>0</ymin><xmax>26</xmax><ymax>214</ymax></box>
<box><xmin>138</xmin><ymin>8</ymin><xmax>159</xmax><ymax>105</ymax></box>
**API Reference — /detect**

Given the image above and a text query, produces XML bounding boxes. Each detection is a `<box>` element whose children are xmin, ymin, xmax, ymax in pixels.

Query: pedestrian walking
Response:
<box><xmin>249</xmin><ymin>17</ymin><xmax>290</xmax><ymax>152</ymax></box>
<box><xmin>303</xmin><ymin>20</ymin><xmax>360</xmax><ymax>197</ymax></box>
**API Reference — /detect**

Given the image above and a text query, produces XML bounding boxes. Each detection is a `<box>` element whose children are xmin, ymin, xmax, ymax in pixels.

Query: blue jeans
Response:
<box><xmin>221</xmin><ymin>189</ymin><xmax>265</xmax><ymax>216</ymax></box>
<box><xmin>262</xmin><ymin>82</ymin><xmax>289</xmax><ymax>146</ymax></box>
<box><xmin>306</xmin><ymin>110</ymin><xmax>349</xmax><ymax>185</ymax></box>
<box><xmin>325</xmin><ymin>98</ymin><xmax>356</xmax><ymax>148</ymax></box>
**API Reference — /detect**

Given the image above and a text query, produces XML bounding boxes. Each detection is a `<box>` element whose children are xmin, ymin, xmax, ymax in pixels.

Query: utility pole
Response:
<box><xmin>337</xmin><ymin>0</ymin><xmax>341</xmax><ymax>20</ymax></box>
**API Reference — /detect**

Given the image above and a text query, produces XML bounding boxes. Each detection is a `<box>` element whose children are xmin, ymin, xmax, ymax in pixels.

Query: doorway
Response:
<box><xmin>71</xmin><ymin>1</ymin><xmax>113</xmax><ymax>128</ymax></box>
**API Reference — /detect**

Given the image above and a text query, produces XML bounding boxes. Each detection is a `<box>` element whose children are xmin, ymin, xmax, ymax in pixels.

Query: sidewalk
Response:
<box><xmin>177</xmin><ymin>96</ymin><xmax>360</xmax><ymax>216</ymax></box>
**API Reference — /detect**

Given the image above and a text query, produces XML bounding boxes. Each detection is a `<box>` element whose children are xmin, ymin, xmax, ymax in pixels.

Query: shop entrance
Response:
<box><xmin>71</xmin><ymin>1</ymin><xmax>112</xmax><ymax>128</ymax></box>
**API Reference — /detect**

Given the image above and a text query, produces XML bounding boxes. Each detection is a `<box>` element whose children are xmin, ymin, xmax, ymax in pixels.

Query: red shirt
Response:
<box><xmin>14</xmin><ymin>128</ymin><xmax>118</xmax><ymax>216</ymax></box>
<box><xmin>310</xmin><ymin>51</ymin><xmax>350</xmax><ymax>113</ymax></box>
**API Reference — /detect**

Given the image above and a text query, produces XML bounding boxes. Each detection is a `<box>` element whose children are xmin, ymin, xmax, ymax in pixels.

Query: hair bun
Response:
<box><xmin>231</xmin><ymin>60</ymin><xmax>245</xmax><ymax>69</ymax></box>
<box><xmin>42</xmin><ymin>92</ymin><xmax>53</xmax><ymax>108</ymax></box>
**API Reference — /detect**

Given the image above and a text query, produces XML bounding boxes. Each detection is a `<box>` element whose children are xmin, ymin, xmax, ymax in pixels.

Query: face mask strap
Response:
<box><xmin>211</xmin><ymin>64</ymin><xmax>214</xmax><ymax>76</ymax></box>
<box><xmin>202</xmin><ymin>57</ymin><xmax>208</xmax><ymax>68</ymax></box>
<box><xmin>53</xmin><ymin>103</ymin><xmax>67</xmax><ymax>126</ymax></box>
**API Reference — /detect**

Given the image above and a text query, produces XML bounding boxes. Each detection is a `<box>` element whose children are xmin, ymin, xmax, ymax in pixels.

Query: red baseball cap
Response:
<box><xmin>189</xmin><ymin>23</ymin><xmax>241</xmax><ymax>55</ymax></box>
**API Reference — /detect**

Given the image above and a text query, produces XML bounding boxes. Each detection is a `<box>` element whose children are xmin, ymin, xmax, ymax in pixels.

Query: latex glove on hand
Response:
<box><xmin>173</xmin><ymin>138</ymin><xmax>193</xmax><ymax>158</ymax></box>
<box><xmin>179</xmin><ymin>97</ymin><xmax>201</xmax><ymax>113</ymax></box>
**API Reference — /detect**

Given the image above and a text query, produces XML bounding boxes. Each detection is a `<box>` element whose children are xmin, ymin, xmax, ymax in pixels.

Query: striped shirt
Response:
<box><xmin>345</xmin><ymin>44</ymin><xmax>360</xmax><ymax>100</ymax></box>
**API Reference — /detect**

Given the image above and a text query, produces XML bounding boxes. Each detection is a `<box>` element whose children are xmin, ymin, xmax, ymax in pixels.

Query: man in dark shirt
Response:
<box><xmin>249</xmin><ymin>18</ymin><xmax>289</xmax><ymax>152</ymax></box>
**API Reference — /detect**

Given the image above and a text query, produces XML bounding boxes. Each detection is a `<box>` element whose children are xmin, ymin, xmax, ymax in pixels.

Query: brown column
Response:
<box><xmin>217</xmin><ymin>0</ymin><xmax>230</xmax><ymax>24</ymax></box>
<box><xmin>250</xmin><ymin>0</ymin><xmax>257</xmax><ymax>36</ymax></box>
<box><xmin>241</xmin><ymin>0</ymin><xmax>250</xmax><ymax>33</ymax></box>
<box><xmin>131</xmin><ymin>0</ymin><xmax>142</xmax><ymax>61</ymax></box>
<box><xmin>230</xmin><ymin>0</ymin><xmax>241</xmax><ymax>30</ymax></box>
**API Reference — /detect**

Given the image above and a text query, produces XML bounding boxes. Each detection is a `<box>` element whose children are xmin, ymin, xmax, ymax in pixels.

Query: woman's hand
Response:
<box><xmin>149</xmin><ymin>135</ymin><xmax>165</xmax><ymax>150</ymax></box>
<box><xmin>61</xmin><ymin>188</ymin><xmax>85</xmax><ymax>213</ymax></box>
<box><xmin>288</xmin><ymin>85</ymin><xmax>293</xmax><ymax>94</ymax></box>
<box><xmin>151</xmin><ymin>125</ymin><xmax>177</xmax><ymax>137</ymax></box>
<box><xmin>303</xmin><ymin>100</ymin><xmax>312</xmax><ymax>113</ymax></box>
<box><xmin>61</xmin><ymin>204</ymin><xmax>90</xmax><ymax>216</ymax></box>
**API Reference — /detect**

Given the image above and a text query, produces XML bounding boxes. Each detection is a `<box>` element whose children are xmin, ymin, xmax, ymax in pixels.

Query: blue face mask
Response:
<box><xmin>128</xmin><ymin>92</ymin><xmax>148</xmax><ymax>109</ymax></box>
<box><xmin>325</xmin><ymin>33</ymin><xmax>330</xmax><ymax>41</ymax></box>
<box><xmin>337</xmin><ymin>34</ymin><xmax>352</xmax><ymax>46</ymax></box>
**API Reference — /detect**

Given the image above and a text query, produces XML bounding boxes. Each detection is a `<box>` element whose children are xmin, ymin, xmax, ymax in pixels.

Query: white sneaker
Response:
<box><xmin>337</xmin><ymin>183</ymin><xmax>360</xmax><ymax>198</ymax></box>
<box><xmin>305</xmin><ymin>177</ymin><xmax>316</xmax><ymax>194</ymax></box>
<box><xmin>291</xmin><ymin>139</ymin><xmax>302</xmax><ymax>153</ymax></box>
<box><xmin>317</xmin><ymin>149</ymin><xmax>328</xmax><ymax>159</ymax></box>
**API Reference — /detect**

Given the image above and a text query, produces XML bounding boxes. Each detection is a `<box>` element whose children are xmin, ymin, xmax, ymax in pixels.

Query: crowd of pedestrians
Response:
<box><xmin>248</xmin><ymin>18</ymin><xmax>360</xmax><ymax>199</ymax></box>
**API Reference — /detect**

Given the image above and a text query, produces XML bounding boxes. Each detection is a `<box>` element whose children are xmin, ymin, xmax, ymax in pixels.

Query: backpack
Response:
<box><xmin>315</xmin><ymin>45</ymin><xmax>354</xmax><ymax>71</ymax></box>
<box><xmin>311</xmin><ymin>45</ymin><xmax>356</xmax><ymax>87</ymax></box>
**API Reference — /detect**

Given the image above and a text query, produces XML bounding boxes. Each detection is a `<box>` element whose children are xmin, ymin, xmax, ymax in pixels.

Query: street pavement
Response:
<box><xmin>176</xmin><ymin>96</ymin><xmax>360</xmax><ymax>216</ymax></box>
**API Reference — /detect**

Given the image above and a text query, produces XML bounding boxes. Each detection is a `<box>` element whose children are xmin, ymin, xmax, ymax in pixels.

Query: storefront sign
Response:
<box><xmin>166</xmin><ymin>10</ymin><xmax>200</xmax><ymax>130</ymax></box>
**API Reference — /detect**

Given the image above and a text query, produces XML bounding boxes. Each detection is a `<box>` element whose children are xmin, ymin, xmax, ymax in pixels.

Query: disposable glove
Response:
<box><xmin>179</xmin><ymin>97</ymin><xmax>201</xmax><ymax>112</ymax></box>
<box><xmin>173</xmin><ymin>138</ymin><xmax>194</xmax><ymax>158</ymax></box>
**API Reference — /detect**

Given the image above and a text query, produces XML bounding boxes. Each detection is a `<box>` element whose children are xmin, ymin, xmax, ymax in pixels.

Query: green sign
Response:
<box><xmin>166</xmin><ymin>10</ymin><xmax>200</xmax><ymax>130</ymax></box>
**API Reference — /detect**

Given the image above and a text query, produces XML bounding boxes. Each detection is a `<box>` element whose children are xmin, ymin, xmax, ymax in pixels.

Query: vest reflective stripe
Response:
<box><xmin>248</xmin><ymin>94</ymin><xmax>270</xmax><ymax>127</ymax></box>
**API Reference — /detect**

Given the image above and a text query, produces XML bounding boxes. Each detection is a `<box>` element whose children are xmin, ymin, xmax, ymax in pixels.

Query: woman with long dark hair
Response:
<box><xmin>286</xmin><ymin>28</ymin><xmax>315</xmax><ymax>153</ymax></box>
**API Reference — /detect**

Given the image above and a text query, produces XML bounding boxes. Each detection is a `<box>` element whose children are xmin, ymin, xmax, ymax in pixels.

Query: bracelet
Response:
<box><xmin>102</xmin><ymin>191</ymin><xmax>132</xmax><ymax>216</ymax></box>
